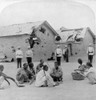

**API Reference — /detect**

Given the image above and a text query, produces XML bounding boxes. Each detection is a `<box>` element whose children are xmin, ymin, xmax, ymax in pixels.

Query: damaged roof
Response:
<box><xmin>57</xmin><ymin>27</ymin><xmax>95</xmax><ymax>43</ymax></box>
<box><xmin>0</xmin><ymin>20</ymin><xmax>58</xmax><ymax>37</ymax></box>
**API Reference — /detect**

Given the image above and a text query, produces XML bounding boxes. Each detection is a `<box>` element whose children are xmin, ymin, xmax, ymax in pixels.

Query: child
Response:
<box><xmin>50</xmin><ymin>62</ymin><xmax>63</xmax><ymax>83</ymax></box>
<box><xmin>74</xmin><ymin>58</ymin><xmax>87</xmax><ymax>74</ymax></box>
<box><xmin>0</xmin><ymin>65</ymin><xmax>19</xmax><ymax>89</ymax></box>
<box><xmin>71</xmin><ymin>58</ymin><xmax>86</xmax><ymax>80</ymax></box>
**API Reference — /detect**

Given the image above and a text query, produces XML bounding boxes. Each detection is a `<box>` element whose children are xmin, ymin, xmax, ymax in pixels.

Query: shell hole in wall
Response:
<box><xmin>41</xmin><ymin>45</ymin><xmax>44</xmax><ymax>48</ymax></box>
<box><xmin>36</xmin><ymin>42</ymin><xmax>40</xmax><ymax>45</ymax></box>
<box><xmin>39</xmin><ymin>27</ymin><xmax>46</xmax><ymax>34</ymax></box>
<box><xmin>11</xmin><ymin>46</ymin><xmax>14</xmax><ymax>48</ymax></box>
<box><xmin>75</xmin><ymin>52</ymin><xmax>77</xmax><ymax>55</ymax></box>
<box><xmin>27</xmin><ymin>34</ymin><xmax>41</xmax><ymax>48</ymax></box>
<box><xmin>55</xmin><ymin>35</ymin><xmax>61</xmax><ymax>41</ymax></box>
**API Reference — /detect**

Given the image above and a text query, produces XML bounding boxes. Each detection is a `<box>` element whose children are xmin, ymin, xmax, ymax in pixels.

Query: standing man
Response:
<box><xmin>16</xmin><ymin>46</ymin><xmax>23</xmax><ymax>68</ymax></box>
<box><xmin>55</xmin><ymin>45</ymin><xmax>62</xmax><ymax>66</ymax></box>
<box><xmin>25</xmin><ymin>46</ymin><xmax>33</xmax><ymax>65</ymax></box>
<box><xmin>87</xmin><ymin>43</ymin><xmax>94</xmax><ymax>64</ymax></box>
<box><xmin>62</xmin><ymin>45</ymin><xmax>67</xmax><ymax>61</ymax></box>
<box><xmin>63</xmin><ymin>45</ymin><xmax>69</xmax><ymax>62</ymax></box>
<box><xmin>65</xmin><ymin>45</ymin><xmax>69</xmax><ymax>62</ymax></box>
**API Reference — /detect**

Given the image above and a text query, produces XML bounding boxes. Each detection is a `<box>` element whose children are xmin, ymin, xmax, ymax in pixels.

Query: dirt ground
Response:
<box><xmin>0</xmin><ymin>55</ymin><xmax>96</xmax><ymax>100</ymax></box>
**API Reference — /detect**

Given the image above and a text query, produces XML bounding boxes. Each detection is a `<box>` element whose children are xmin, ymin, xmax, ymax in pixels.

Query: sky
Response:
<box><xmin>0</xmin><ymin>0</ymin><xmax>96</xmax><ymax>35</ymax></box>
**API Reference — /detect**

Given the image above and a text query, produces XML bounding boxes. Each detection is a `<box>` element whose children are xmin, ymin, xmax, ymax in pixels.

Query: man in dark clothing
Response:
<box><xmin>64</xmin><ymin>45</ymin><xmax>69</xmax><ymax>62</ymax></box>
<box><xmin>16</xmin><ymin>63</ymin><xmax>34</xmax><ymax>84</ymax></box>
<box><xmin>65</xmin><ymin>48</ymin><xmax>69</xmax><ymax>62</ymax></box>
<box><xmin>36</xmin><ymin>59</ymin><xmax>44</xmax><ymax>74</ymax></box>
<box><xmin>50</xmin><ymin>62</ymin><xmax>63</xmax><ymax>82</ymax></box>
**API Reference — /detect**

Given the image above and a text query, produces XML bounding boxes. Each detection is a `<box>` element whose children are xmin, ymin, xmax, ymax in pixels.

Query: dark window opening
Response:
<box><xmin>55</xmin><ymin>35</ymin><xmax>61</xmax><ymax>41</ymax></box>
<box><xmin>41</xmin><ymin>45</ymin><xmax>44</xmax><ymax>48</ymax></box>
<box><xmin>39</xmin><ymin>27</ymin><xmax>46</xmax><ymax>34</ymax></box>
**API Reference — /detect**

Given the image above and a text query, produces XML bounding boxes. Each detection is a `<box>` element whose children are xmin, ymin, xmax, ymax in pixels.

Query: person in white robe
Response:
<box><xmin>35</xmin><ymin>65</ymin><xmax>57</xmax><ymax>87</ymax></box>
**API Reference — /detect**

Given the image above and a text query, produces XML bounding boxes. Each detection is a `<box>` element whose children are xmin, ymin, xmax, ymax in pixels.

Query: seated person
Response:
<box><xmin>36</xmin><ymin>59</ymin><xmax>44</xmax><ymax>74</ymax></box>
<box><xmin>35</xmin><ymin>65</ymin><xmax>58</xmax><ymax>87</ymax></box>
<box><xmin>74</xmin><ymin>58</ymin><xmax>87</xmax><ymax>74</ymax></box>
<box><xmin>16</xmin><ymin>63</ymin><xmax>34</xmax><ymax>84</ymax></box>
<box><xmin>0</xmin><ymin>65</ymin><xmax>19</xmax><ymax>89</ymax></box>
<box><xmin>50</xmin><ymin>62</ymin><xmax>63</xmax><ymax>82</ymax></box>
<box><xmin>84</xmin><ymin>62</ymin><xmax>96</xmax><ymax>84</ymax></box>
<box><xmin>71</xmin><ymin>58</ymin><xmax>87</xmax><ymax>80</ymax></box>
<box><xmin>28</xmin><ymin>62</ymin><xmax>35</xmax><ymax>75</ymax></box>
<box><xmin>47</xmin><ymin>52</ymin><xmax>55</xmax><ymax>61</ymax></box>
<box><xmin>28</xmin><ymin>62</ymin><xmax>36</xmax><ymax>83</ymax></box>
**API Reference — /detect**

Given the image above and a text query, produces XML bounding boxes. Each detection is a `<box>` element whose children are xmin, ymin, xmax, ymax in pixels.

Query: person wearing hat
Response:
<box><xmin>16</xmin><ymin>46</ymin><xmax>23</xmax><ymax>68</ymax></box>
<box><xmin>25</xmin><ymin>46</ymin><xmax>33</xmax><ymax>66</ymax></box>
<box><xmin>87</xmin><ymin>43</ymin><xmax>94</xmax><ymax>64</ymax></box>
<box><xmin>55</xmin><ymin>45</ymin><xmax>62</xmax><ymax>66</ymax></box>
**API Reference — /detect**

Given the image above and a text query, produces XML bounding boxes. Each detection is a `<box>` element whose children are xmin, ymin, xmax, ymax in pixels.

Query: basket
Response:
<box><xmin>71</xmin><ymin>72</ymin><xmax>85</xmax><ymax>80</ymax></box>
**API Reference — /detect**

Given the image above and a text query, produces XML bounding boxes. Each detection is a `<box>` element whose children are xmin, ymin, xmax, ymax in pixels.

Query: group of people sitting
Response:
<box><xmin>16</xmin><ymin>59</ymin><xmax>63</xmax><ymax>87</ymax></box>
<box><xmin>0</xmin><ymin>59</ymin><xmax>63</xmax><ymax>89</ymax></box>
<box><xmin>72</xmin><ymin>58</ymin><xmax>96</xmax><ymax>85</ymax></box>
<box><xmin>0</xmin><ymin>57</ymin><xmax>96</xmax><ymax>89</ymax></box>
